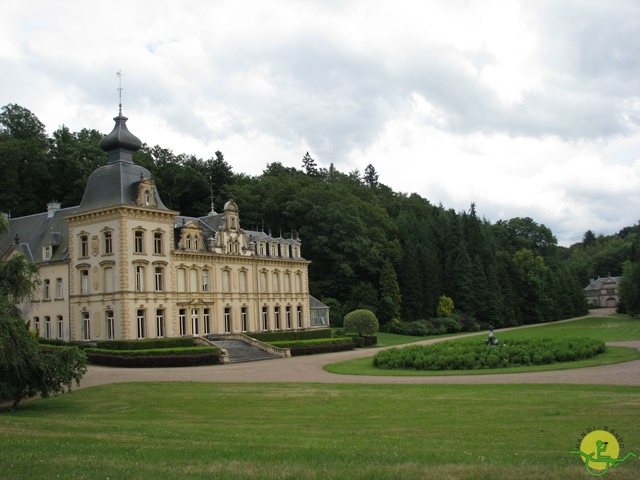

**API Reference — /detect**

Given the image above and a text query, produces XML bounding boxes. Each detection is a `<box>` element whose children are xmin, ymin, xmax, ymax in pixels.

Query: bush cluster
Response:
<box><xmin>95</xmin><ymin>337</ymin><xmax>195</xmax><ymax>350</ymax></box>
<box><xmin>391</xmin><ymin>313</ymin><xmax>480</xmax><ymax>336</ymax></box>
<box><xmin>249</xmin><ymin>329</ymin><xmax>332</xmax><ymax>342</ymax></box>
<box><xmin>85</xmin><ymin>346</ymin><xmax>219</xmax><ymax>357</ymax></box>
<box><xmin>374</xmin><ymin>337</ymin><xmax>606</xmax><ymax>371</ymax></box>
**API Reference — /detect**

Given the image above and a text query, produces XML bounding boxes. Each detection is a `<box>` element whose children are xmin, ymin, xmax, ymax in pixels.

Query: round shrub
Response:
<box><xmin>343</xmin><ymin>309</ymin><xmax>379</xmax><ymax>336</ymax></box>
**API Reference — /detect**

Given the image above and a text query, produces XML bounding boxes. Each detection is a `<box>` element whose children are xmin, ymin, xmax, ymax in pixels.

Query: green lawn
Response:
<box><xmin>325</xmin><ymin>315</ymin><xmax>640</xmax><ymax>376</ymax></box>
<box><xmin>1</xmin><ymin>382</ymin><xmax>639</xmax><ymax>480</ymax></box>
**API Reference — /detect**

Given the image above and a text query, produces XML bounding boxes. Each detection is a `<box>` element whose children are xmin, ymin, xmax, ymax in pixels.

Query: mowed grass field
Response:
<box><xmin>1</xmin><ymin>382</ymin><xmax>639</xmax><ymax>480</ymax></box>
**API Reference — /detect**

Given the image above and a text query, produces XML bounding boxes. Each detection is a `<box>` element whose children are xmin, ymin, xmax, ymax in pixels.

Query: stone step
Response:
<box><xmin>209</xmin><ymin>339</ymin><xmax>278</xmax><ymax>364</ymax></box>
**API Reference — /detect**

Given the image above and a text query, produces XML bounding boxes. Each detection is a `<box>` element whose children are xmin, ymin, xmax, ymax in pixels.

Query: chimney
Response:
<box><xmin>47</xmin><ymin>201</ymin><xmax>61</xmax><ymax>218</ymax></box>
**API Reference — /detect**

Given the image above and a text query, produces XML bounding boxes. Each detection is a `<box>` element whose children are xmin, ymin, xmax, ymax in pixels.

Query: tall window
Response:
<box><xmin>57</xmin><ymin>315</ymin><xmax>64</xmax><ymax>339</ymax></box>
<box><xmin>191</xmin><ymin>308</ymin><xmax>200</xmax><ymax>335</ymax></box>
<box><xmin>202</xmin><ymin>270</ymin><xmax>210</xmax><ymax>292</ymax></box>
<box><xmin>262</xmin><ymin>307</ymin><xmax>268</xmax><ymax>331</ymax></box>
<box><xmin>154</xmin><ymin>232</ymin><xmax>163</xmax><ymax>255</ymax></box>
<box><xmin>179</xmin><ymin>309</ymin><xmax>187</xmax><ymax>336</ymax></box>
<box><xmin>56</xmin><ymin>278</ymin><xmax>63</xmax><ymax>299</ymax></box>
<box><xmin>156</xmin><ymin>309</ymin><xmax>165</xmax><ymax>338</ymax></box>
<box><xmin>106</xmin><ymin>310</ymin><xmax>115</xmax><ymax>340</ymax></box>
<box><xmin>43</xmin><ymin>246</ymin><xmax>52</xmax><ymax>260</ymax></box>
<box><xmin>135</xmin><ymin>266</ymin><xmax>145</xmax><ymax>292</ymax></box>
<box><xmin>203</xmin><ymin>308</ymin><xmax>211</xmax><ymax>335</ymax></box>
<box><xmin>185</xmin><ymin>235</ymin><xmax>192</xmax><ymax>249</ymax></box>
<box><xmin>274</xmin><ymin>307</ymin><xmax>280</xmax><ymax>330</ymax></box>
<box><xmin>155</xmin><ymin>266</ymin><xmax>164</xmax><ymax>292</ymax></box>
<box><xmin>134</xmin><ymin>231</ymin><xmax>144</xmax><ymax>253</ymax></box>
<box><xmin>297</xmin><ymin>306</ymin><xmax>303</xmax><ymax>328</ymax></box>
<box><xmin>241</xmin><ymin>307</ymin><xmax>248</xmax><ymax>332</ymax></box>
<box><xmin>295</xmin><ymin>273</ymin><xmax>302</xmax><ymax>293</ymax></box>
<box><xmin>81</xmin><ymin>269</ymin><xmax>89</xmax><ymax>294</ymax></box>
<box><xmin>272</xmin><ymin>273</ymin><xmax>279</xmax><ymax>293</ymax></box>
<box><xmin>34</xmin><ymin>317</ymin><xmax>40</xmax><ymax>333</ymax></box>
<box><xmin>260</xmin><ymin>271</ymin><xmax>267</xmax><ymax>292</ymax></box>
<box><xmin>43</xmin><ymin>279</ymin><xmax>50</xmax><ymax>300</ymax></box>
<box><xmin>224</xmin><ymin>307</ymin><xmax>231</xmax><ymax>333</ymax></box>
<box><xmin>137</xmin><ymin>309</ymin><xmax>146</xmax><ymax>339</ymax></box>
<box><xmin>104</xmin><ymin>231</ymin><xmax>113</xmax><ymax>254</ymax></box>
<box><xmin>45</xmin><ymin>316</ymin><xmax>51</xmax><ymax>339</ymax></box>
<box><xmin>80</xmin><ymin>235</ymin><xmax>89</xmax><ymax>257</ymax></box>
<box><xmin>82</xmin><ymin>312</ymin><xmax>90</xmax><ymax>341</ymax></box>
<box><xmin>286</xmin><ymin>306</ymin><xmax>292</xmax><ymax>329</ymax></box>
<box><xmin>284</xmin><ymin>274</ymin><xmax>291</xmax><ymax>293</ymax></box>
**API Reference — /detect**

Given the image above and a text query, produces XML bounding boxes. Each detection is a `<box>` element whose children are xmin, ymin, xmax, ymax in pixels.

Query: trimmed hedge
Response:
<box><xmin>85</xmin><ymin>347</ymin><xmax>220</xmax><ymax>357</ymax></box>
<box><xmin>86</xmin><ymin>353</ymin><xmax>220</xmax><ymax>368</ymax></box>
<box><xmin>250</xmin><ymin>329</ymin><xmax>332</xmax><ymax>342</ymax></box>
<box><xmin>267</xmin><ymin>337</ymin><xmax>354</xmax><ymax>348</ymax></box>
<box><xmin>391</xmin><ymin>314</ymin><xmax>480</xmax><ymax>337</ymax></box>
<box><xmin>374</xmin><ymin>337</ymin><xmax>606</xmax><ymax>371</ymax></box>
<box><xmin>95</xmin><ymin>337</ymin><xmax>195</xmax><ymax>350</ymax></box>
<box><xmin>289</xmin><ymin>343</ymin><xmax>356</xmax><ymax>356</ymax></box>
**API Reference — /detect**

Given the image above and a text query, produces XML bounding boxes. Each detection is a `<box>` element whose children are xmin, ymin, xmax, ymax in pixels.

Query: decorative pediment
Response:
<box><xmin>135</xmin><ymin>178</ymin><xmax>158</xmax><ymax>208</ymax></box>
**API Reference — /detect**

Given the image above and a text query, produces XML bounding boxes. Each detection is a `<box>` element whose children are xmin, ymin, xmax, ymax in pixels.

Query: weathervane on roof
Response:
<box><xmin>116</xmin><ymin>70</ymin><xmax>124</xmax><ymax>115</ymax></box>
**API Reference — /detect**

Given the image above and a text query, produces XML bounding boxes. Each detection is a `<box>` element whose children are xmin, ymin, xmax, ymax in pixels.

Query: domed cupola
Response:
<box><xmin>76</xmin><ymin>112</ymin><xmax>168</xmax><ymax>213</ymax></box>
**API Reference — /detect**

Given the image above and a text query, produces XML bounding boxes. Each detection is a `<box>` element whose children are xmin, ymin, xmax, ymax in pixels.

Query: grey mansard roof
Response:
<box><xmin>76</xmin><ymin>114</ymin><xmax>168</xmax><ymax>213</ymax></box>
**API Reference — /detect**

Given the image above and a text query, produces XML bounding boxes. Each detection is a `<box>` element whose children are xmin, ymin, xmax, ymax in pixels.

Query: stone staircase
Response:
<box><xmin>209</xmin><ymin>339</ymin><xmax>279</xmax><ymax>364</ymax></box>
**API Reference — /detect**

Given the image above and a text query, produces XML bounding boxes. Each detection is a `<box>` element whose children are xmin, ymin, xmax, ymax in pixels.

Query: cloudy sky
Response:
<box><xmin>2</xmin><ymin>0</ymin><xmax>639</xmax><ymax>245</ymax></box>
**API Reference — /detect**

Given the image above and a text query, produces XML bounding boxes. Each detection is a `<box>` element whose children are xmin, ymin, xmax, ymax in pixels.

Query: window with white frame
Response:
<box><xmin>153</xmin><ymin>231</ymin><xmax>163</xmax><ymax>255</ymax></box>
<box><xmin>295</xmin><ymin>273</ymin><xmax>302</xmax><ymax>293</ymax></box>
<box><xmin>274</xmin><ymin>306</ymin><xmax>280</xmax><ymax>330</ymax></box>
<box><xmin>57</xmin><ymin>315</ymin><xmax>64</xmax><ymax>339</ymax></box>
<box><xmin>203</xmin><ymin>308</ymin><xmax>211</xmax><ymax>335</ymax></box>
<box><xmin>222</xmin><ymin>269</ymin><xmax>231</xmax><ymax>293</ymax></box>
<box><xmin>106</xmin><ymin>310</ymin><xmax>115</xmax><ymax>340</ymax></box>
<box><xmin>156</xmin><ymin>309</ymin><xmax>165</xmax><ymax>338</ymax></box>
<box><xmin>137</xmin><ymin>309</ymin><xmax>146</xmax><ymax>339</ymax></box>
<box><xmin>104</xmin><ymin>310</ymin><xmax>116</xmax><ymax>340</ymax></box>
<box><xmin>191</xmin><ymin>308</ymin><xmax>200</xmax><ymax>335</ymax></box>
<box><xmin>260</xmin><ymin>271</ymin><xmax>267</xmax><ymax>292</ymax></box>
<box><xmin>262</xmin><ymin>306</ymin><xmax>268</xmax><ymax>331</ymax></box>
<box><xmin>202</xmin><ymin>270</ymin><xmax>210</xmax><ymax>292</ymax></box>
<box><xmin>155</xmin><ymin>266</ymin><xmax>164</xmax><ymax>292</ymax></box>
<box><xmin>297</xmin><ymin>305</ymin><xmax>303</xmax><ymax>328</ymax></box>
<box><xmin>272</xmin><ymin>273</ymin><xmax>279</xmax><ymax>293</ymax></box>
<box><xmin>80</xmin><ymin>235</ymin><xmax>89</xmax><ymax>258</ymax></box>
<box><xmin>43</xmin><ymin>245</ymin><xmax>52</xmax><ymax>260</ymax></box>
<box><xmin>284</xmin><ymin>273</ymin><xmax>291</xmax><ymax>293</ymax></box>
<box><xmin>190</xmin><ymin>268</ymin><xmax>198</xmax><ymax>292</ymax></box>
<box><xmin>134</xmin><ymin>230</ymin><xmax>144</xmax><ymax>253</ymax></box>
<box><xmin>104</xmin><ymin>266</ymin><xmax>114</xmax><ymax>293</ymax></box>
<box><xmin>82</xmin><ymin>312</ymin><xmax>91</xmax><ymax>340</ymax></box>
<box><xmin>43</xmin><ymin>279</ymin><xmax>50</xmax><ymax>300</ymax></box>
<box><xmin>45</xmin><ymin>316</ymin><xmax>51</xmax><ymax>339</ymax></box>
<box><xmin>56</xmin><ymin>278</ymin><xmax>63</xmax><ymax>299</ymax></box>
<box><xmin>224</xmin><ymin>307</ymin><xmax>231</xmax><ymax>333</ymax></box>
<box><xmin>104</xmin><ymin>230</ymin><xmax>113</xmax><ymax>254</ymax></box>
<box><xmin>81</xmin><ymin>269</ymin><xmax>89</xmax><ymax>294</ymax></box>
<box><xmin>241</xmin><ymin>307</ymin><xmax>248</xmax><ymax>332</ymax></box>
<box><xmin>135</xmin><ymin>265</ymin><xmax>145</xmax><ymax>292</ymax></box>
<box><xmin>34</xmin><ymin>316</ymin><xmax>40</xmax><ymax>333</ymax></box>
<box><xmin>239</xmin><ymin>270</ymin><xmax>247</xmax><ymax>293</ymax></box>
<box><xmin>177</xmin><ymin>268</ymin><xmax>186</xmax><ymax>292</ymax></box>
<box><xmin>286</xmin><ymin>306</ymin><xmax>292</xmax><ymax>329</ymax></box>
<box><xmin>179</xmin><ymin>308</ymin><xmax>187</xmax><ymax>336</ymax></box>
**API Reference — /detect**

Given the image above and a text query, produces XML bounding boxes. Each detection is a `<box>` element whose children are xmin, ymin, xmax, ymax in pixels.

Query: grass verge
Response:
<box><xmin>1</xmin><ymin>382</ymin><xmax>639</xmax><ymax>480</ymax></box>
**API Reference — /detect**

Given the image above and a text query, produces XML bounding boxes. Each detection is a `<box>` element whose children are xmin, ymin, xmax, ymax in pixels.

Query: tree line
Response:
<box><xmin>2</xmin><ymin>103</ymin><xmax>640</xmax><ymax>324</ymax></box>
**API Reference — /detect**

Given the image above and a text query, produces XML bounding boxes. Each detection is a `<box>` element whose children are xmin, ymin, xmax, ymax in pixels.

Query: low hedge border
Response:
<box><xmin>250</xmin><ymin>329</ymin><xmax>332</xmax><ymax>342</ymax></box>
<box><xmin>85</xmin><ymin>346</ymin><xmax>220</xmax><ymax>357</ymax></box>
<box><xmin>95</xmin><ymin>338</ymin><xmax>195</xmax><ymax>350</ymax></box>
<box><xmin>267</xmin><ymin>337</ymin><xmax>353</xmax><ymax>348</ymax></box>
<box><xmin>86</xmin><ymin>352</ymin><xmax>221</xmax><ymax>368</ymax></box>
<box><xmin>289</xmin><ymin>343</ymin><xmax>356</xmax><ymax>356</ymax></box>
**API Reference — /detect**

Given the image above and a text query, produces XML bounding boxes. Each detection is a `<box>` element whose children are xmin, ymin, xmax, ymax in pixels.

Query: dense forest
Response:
<box><xmin>2</xmin><ymin>103</ymin><xmax>640</xmax><ymax>325</ymax></box>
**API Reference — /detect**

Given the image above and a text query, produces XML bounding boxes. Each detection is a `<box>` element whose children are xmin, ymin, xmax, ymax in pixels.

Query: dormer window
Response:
<box><xmin>43</xmin><ymin>245</ymin><xmax>52</xmax><ymax>260</ymax></box>
<box><xmin>144</xmin><ymin>190</ymin><xmax>151</xmax><ymax>206</ymax></box>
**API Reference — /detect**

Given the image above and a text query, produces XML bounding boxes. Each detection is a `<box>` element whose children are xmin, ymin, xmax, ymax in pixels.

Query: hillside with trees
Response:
<box><xmin>2</xmin><ymin>103</ymin><xmax>639</xmax><ymax>326</ymax></box>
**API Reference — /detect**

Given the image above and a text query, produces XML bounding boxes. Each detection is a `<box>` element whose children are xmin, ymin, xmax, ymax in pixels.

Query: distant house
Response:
<box><xmin>584</xmin><ymin>275</ymin><xmax>622</xmax><ymax>308</ymax></box>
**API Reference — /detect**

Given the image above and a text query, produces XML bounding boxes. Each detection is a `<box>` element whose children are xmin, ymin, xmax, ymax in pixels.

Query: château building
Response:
<box><xmin>0</xmin><ymin>111</ymin><xmax>328</xmax><ymax>341</ymax></box>
<box><xmin>583</xmin><ymin>275</ymin><xmax>622</xmax><ymax>308</ymax></box>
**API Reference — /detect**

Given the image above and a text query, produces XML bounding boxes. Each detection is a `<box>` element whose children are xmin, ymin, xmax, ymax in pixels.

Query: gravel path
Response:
<box><xmin>80</xmin><ymin>308</ymin><xmax>640</xmax><ymax>388</ymax></box>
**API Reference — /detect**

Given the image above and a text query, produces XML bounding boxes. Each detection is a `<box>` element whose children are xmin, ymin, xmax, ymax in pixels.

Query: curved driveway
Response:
<box><xmin>80</xmin><ymin>309</ymin><xmax>640</xmax><ymax>388</ymax></box>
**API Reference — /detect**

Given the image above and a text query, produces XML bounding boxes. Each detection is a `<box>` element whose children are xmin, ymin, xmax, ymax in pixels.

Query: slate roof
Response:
<box><xmin>0</xmin><ymin>206</ymin><xmax>77</xmax><ymax>263</ymax></box>
<box><xmin>583</xmin><ymin>276</ymin><xmax>622</xmax><ymax>292</ymax></box>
